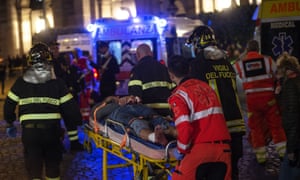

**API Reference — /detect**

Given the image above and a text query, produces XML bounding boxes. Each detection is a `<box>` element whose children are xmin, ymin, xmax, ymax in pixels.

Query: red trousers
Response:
<box><xmin>172</xmin><ymin>143</ymin><xmax>231</xmax><ymax>180</ymax></box>
<box><xmin>246</xmin><ymin>92</ymin><xmax>286</xmax><ymax>148</ymax></box>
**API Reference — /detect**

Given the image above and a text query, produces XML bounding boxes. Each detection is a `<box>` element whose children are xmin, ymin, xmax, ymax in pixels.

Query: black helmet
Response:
<box><xmin>187</xmin><ymin>25</ymin><xmax>217</xmax><ymax>49</ymax></box>
<box><xmin>28</xmin><ymin>42</ymin><xmax>52</xmax><ymax>66</ymax></box>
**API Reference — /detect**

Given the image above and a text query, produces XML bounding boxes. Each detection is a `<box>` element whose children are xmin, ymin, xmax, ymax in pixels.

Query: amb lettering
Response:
<box><xmin>97</xmin><ymin>24</ymin><xmax>155</xmax><ymax>37</ymax></box>
<box><xmin>270</xmin><ymin>1</ymin><xmax>300</xmax><ymax>13</ymax></box>
<box><xmin>127</xmin><ymin>24</ymin><xmax>154</xmax><ymax>35</ymax></box>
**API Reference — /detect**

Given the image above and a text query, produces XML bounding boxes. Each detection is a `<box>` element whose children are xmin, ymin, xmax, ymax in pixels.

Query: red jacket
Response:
<box><xmin>234</xmin><ymin>51</ymin><xmax>277</xmax><ymax>94</ymax></box>
<box><xmin>168</xmin><ymin>78</ymin><xmax>231</xmax><ymax>153</ymax></box>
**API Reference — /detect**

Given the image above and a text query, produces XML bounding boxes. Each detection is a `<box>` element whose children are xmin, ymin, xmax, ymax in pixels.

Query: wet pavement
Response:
<box><xmin>0</xmin><ymin>75</ymin><xmax>282</xmax><ymax>180</ymax></box>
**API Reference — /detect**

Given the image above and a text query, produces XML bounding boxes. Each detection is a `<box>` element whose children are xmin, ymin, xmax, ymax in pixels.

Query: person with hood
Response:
<box><xmin>188</xmin><ymin>25</ymin><xmax>246</xmax><ymax>180</ymax></box>
<box><xmin>275</xmin><ymin>52</ymin><xmax>300</xmax><ymax>180</ymax></box>
<box><xmin>4</xmin><ymin>43</ymin><xmax>83</xmax><ymax>180</ymax></box>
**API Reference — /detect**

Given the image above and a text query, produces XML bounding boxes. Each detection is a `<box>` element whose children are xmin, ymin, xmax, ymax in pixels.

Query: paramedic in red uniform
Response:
<box><xmin>73</xmin><ymin>47</ymin><xmax>96</xmax><ymax>121</ymax></box>
<box><xmin>128</xmin><ymin>44</ymin><xmax>175</xmax><ymax>116</ymax></box>
<box><xmin>4</xmin><ymin>43</ymin><xmax>83</xmax><ymax>180</ymax></box>
<box><xmin>167</xmin><ymin>55</ymin><xmax>232</xmax><ymax>180</ymax></box>
<box><xmin>188</xmin><ymin>25</ymin><xmax>246</xmax><ymax>180</ymax></box>
<box><xmin>234</xmin><ymin>39</ymin><xmax>286</xmax><ymax>164</ymax></box>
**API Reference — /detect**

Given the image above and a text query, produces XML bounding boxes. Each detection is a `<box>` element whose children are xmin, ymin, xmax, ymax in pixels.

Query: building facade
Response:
<box><xmin>0</xmin><ymin>0</ymin><xmax>258</xmax><ymax>59</ymax></box>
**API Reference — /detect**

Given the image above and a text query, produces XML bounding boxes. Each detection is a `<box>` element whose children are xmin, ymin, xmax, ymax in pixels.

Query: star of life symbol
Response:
<box><xmin>272</xmin><ymin>32</ymin><xmax>293</xmax><ymax>56</ymax></box>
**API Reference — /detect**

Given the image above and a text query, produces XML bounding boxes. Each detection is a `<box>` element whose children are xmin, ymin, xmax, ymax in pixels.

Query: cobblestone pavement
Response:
<box><xmin>0</xmin><ymin>75</ymin><xmax>281</xmax><ymax>180</ymax></box>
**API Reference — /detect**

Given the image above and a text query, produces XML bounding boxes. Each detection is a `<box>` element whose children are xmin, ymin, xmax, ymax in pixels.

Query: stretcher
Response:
<box><xmin>83</xmin><ymin>103</ymin><xmax>178</xmax><ymax>180</ymax></box>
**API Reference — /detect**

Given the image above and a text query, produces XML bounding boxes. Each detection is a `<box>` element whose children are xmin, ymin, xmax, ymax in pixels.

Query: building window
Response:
<box><xmin>203</xmin><ymin>0</ymin><xmax>214</xmax><ymax>13</ymax></box>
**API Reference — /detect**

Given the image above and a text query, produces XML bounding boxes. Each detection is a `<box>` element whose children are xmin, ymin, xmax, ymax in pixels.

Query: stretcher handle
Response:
<box><xmin>105</xmin><ymin>118</ymin><xmax>130</xmax><ymax>148</ymax></box>
<box><xmin>165</xmin><ymin>140</ymin><xmax>177</xmax><ymax>160</ymax></box>
<box><xmin>93</xmin><ymin>102</ymin><xmax>108</xmax><ymax>133</ymax></box>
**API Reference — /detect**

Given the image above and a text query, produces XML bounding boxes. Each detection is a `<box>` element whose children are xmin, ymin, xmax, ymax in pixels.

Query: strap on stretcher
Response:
<box><xmin>93</xmin><ymin>102</ymin><xmax>107</xmax><ymax>133</ymax></box>
<box><xmin>92</xmin><ymin>102</ymin><xmax>131</xmax><ymax>149</ymax></box>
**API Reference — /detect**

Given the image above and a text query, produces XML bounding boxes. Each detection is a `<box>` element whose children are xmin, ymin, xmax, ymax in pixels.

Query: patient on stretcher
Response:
<box><xmin>91</xmin><ymin>96</ymin><xmax>177</xmax><ymax>146</ymax></box>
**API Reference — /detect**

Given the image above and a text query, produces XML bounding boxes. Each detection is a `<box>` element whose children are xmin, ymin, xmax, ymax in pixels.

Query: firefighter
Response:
<box><xmin>234</xmin><ymin>40</ymin><xmax>286</xmax><ymax>164</ymax></box>
<box><xmin>188</xmin><ymin>25</ymin><xmax>246</xmax><ymax>179</ymax></box>
<box><xmin>4</xmin><ymin>43</ymin><xmax>83</xmax><ymax>180</ymax></box>
<box><xmin>167</xmin><ymin>55</ymin><xmax>231</xmax><ymax>180</ymax></box>
<box><xmin>128</xmin><ymin>43</ymin><xmax>175</xmax><ymax>117</ymax></box>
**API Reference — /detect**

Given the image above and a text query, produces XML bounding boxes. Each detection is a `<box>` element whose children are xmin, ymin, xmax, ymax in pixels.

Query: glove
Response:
<box><xmin>70</xmin><ymin>140</ymin><xmax>84</xmax><ymax>152</ymax></box>
<box><xmin>173</xmin><ymin>149</ymin><xmax>184</xmax><ymax>160</ymax></box>
<box><xmin>6</xmin><ymin>126</ymin><xmax>17</xmax><ymax>138</ymax></box>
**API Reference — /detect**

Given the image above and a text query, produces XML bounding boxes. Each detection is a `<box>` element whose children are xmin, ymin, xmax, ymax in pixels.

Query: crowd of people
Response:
<box><xmin>3</xmin><ymin>24</ymin><xmax>300</xmax><ymax>180</ymax></box>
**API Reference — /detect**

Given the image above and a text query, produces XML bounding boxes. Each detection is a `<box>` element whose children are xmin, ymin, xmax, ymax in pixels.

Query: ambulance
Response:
<box><xmin>253</xmin><ymin>0</ymin><xmax>300</xmax><ymax>61</ymax></box>
<box><xmin>57</xmin><ymin>33</ymin><xmax>93</xmax><ymax>57</ymax></box>
<box><xmin>87</xmin><ymin>15</ymin><xmax>202</xmax><ymax>95</ymax></box>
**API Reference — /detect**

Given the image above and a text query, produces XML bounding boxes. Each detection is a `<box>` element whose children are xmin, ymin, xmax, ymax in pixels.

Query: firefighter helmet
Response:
<box><xmin>187</xmin><ymin>25</ymin><xmax>217</xmax><ymax>49</ymax></box>
<box><xmin>28</xmin><ymin>42</ymin><xmax>52</xmax><ymax>66</ymax></box>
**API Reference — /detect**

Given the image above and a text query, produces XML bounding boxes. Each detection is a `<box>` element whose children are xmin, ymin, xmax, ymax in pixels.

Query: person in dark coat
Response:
<box><xmin>88</xmin><ymin>41</ymin><xmax>120</xmax><ymax>101</ymax></box>
<box><xmin>276</xmin><ymin>52</ymin><xmax>300</xmax><ymax>180</ymax></box>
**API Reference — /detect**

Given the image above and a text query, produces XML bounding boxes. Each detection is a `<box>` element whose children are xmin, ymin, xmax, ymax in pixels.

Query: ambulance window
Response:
<box><xmin>108</xmin><ymin>41</ymin><xmax>122</xmax><ymax>64</ymax></box>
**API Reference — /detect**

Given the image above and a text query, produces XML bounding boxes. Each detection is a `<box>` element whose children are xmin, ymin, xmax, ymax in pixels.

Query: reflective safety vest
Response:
<box><xmin>234</xmin><ymin>51</ymin><xmax>276</xmax><ymax>94</ymax></box>
<box><xmin>190</xmin><ymin>56</ymin><xmax>246</xmax><ymax>134</ymax></box>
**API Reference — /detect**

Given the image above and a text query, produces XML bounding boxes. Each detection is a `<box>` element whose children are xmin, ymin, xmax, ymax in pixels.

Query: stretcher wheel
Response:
<box><xmin>84</xmin><ymin>140</ymin><xmax>92</xmax><ymax>153</ymax></box>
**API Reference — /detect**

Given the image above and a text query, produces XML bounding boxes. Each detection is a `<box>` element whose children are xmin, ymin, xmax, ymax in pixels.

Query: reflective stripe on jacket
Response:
<box><xmin>234</xmin><ymin>51</ymin><xmax>276</xmax><ymax>94</ymax></box>
<box><xmin>168</xmin><ymin>79</ymin><xmax>231</xmax><ymax>153</ymax></box>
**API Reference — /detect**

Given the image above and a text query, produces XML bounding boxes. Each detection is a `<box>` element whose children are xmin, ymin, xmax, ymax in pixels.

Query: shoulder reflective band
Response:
<box><xmin>60</xmin><ymin>93</ymin><xmax>73</xmax><ymax>104</ymax></box>
<box><xmin>19</xmin><ymin>113</ymin><xmax>61</xmax><ymax>122</ymax></box>
<box><xmin>7</xmin><ymin>91</ymin><xmax>20</xmax><ymax>102</ymax></box>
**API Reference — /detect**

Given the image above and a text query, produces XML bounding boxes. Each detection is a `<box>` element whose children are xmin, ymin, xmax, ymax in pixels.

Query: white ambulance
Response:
<box><xmin>87</xmin><ymin>15</ymin><xmax>202</xmax><ymax>95</ymax></box>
